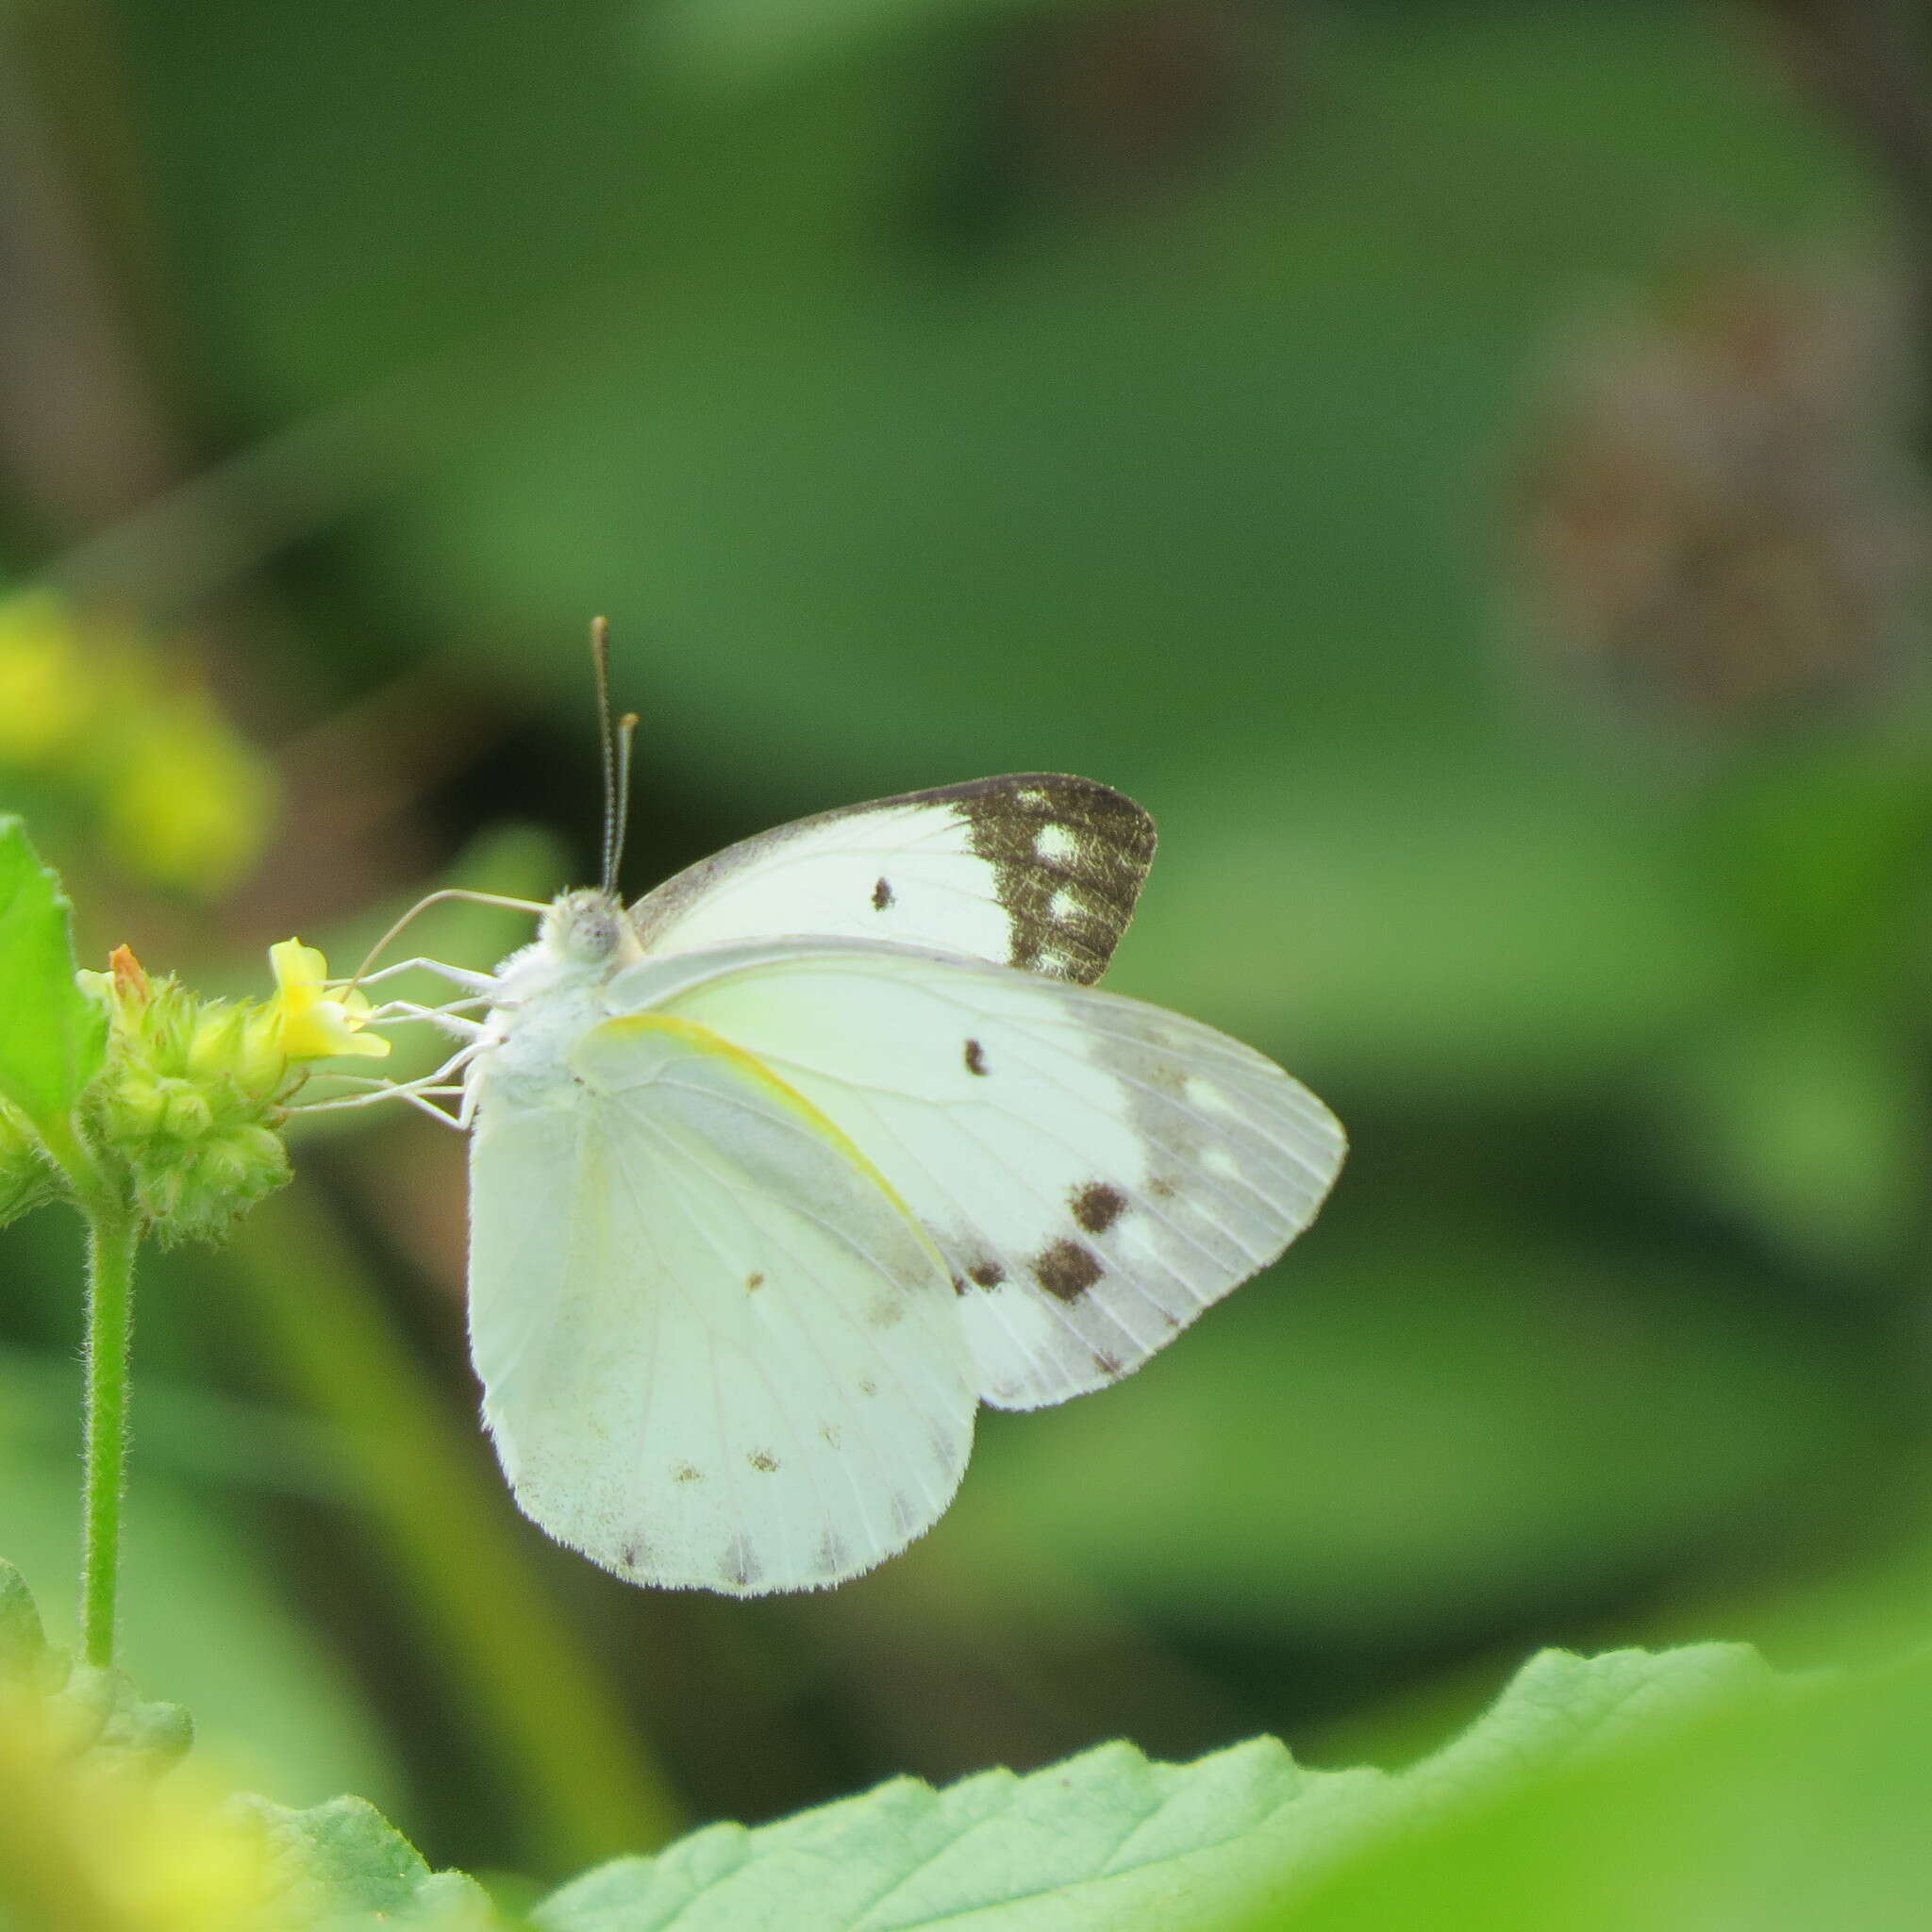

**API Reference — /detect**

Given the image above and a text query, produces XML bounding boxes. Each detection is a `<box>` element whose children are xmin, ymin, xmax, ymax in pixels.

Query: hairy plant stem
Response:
<box><xmin>78</xmin><ymin>1201</ymin><xmax>137</xmax><ymax>1669</ymax></box>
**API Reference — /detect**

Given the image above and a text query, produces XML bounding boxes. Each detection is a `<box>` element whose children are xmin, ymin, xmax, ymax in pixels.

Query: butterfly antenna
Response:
<box><xmin>609</xmin><ymin>710</ymin><xmax>640</xmax><ymax>894</ymax></box>
<box><xmin>591</xmin><ymin>616</ymin><xmax>620</xmax><ymax>894</ymax></box>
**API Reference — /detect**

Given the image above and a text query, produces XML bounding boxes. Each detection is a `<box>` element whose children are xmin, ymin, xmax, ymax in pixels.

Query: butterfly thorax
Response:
<box><xmin>467</xmin><ymin>890</ymin><xmax>648</xmax><ymax>1109</ymax></box>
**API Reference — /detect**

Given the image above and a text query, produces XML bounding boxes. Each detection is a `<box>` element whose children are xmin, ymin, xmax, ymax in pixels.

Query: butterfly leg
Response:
<box><xmin>363</xmin><ymin>997</ymin><xmax>491</xmax><ymax>1039</ymax></box>
<box><xmin>290</xmin><ymin>1038</ymin><xmax>489</xmax><ymax>1123</ymax></box>
<box><xmin>337</xmin><ymin>957</ymin><xmax>501</xmax><ymax>996</ymax></box>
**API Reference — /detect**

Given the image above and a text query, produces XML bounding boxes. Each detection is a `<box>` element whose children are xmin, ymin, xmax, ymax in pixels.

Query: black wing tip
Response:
<box><xmin>909</xmin><ymin>774</ymin><xmax>1156</xmax><ymax>854</ymax></box>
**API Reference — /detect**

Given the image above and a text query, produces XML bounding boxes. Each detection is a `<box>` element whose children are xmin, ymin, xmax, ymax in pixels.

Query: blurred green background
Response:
<box><xmin>4</xmin><ymin>0</ymin><xmax>1932</xmax><ymax>1889</ymax></box>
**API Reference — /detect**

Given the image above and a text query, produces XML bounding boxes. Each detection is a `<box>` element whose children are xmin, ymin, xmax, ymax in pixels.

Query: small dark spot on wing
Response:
<box><xmin>858</xmin><ymin>1378</ymin><xmax>877</xmax><ymax>1397</ymax></box>
<box><xmin>745</xmin><ymin>1271</ymin><xmax>765</xmax><ymax>1291</ymax></box>
<box><xmin>1034</xmin><ymin>1239</ymin><xmax>1104</xmax><ymax>1302</ymax></box>
<box><xmin>720</xmin><ymin>1535</ymin><xmax>761</xmax><ymax>1589</ymax></box>
<box><xmin>748</xmin><ymin>1449</ymin><xmax>779</xmax><ymax>1473</ymax></box>
<box><xmin>1091</xmin><ymin>1350</ymin><xmax>1124</xmax><ymax>1377</ymax></box>
<box><xmin>821</xmin><ymin>1422</ymin><xmax>843</xmax><ymax>1447</ymax></box>
<box><xmin>872</xmin><ymin>876</ymin><xmax>893</xmax><ymax>910</ymax></box>
<box><xmin>673</xmin><ymin>1461</ymin><xmax>703</xmax><ymax>1483</ymax></box>
<box><xmin>964</xmin><ymin>1038</ymin><xmax>989</xmax><ymax>1076</ymax></box>
<box><xmin>1071</xmin><ymin>1181</ymin><xmax>1128</xmax><ymax>1234</ymax></box>
<box><xmin>967</xmin><ymin>1259</ymin><xmax>1006</xmax><ymax>1289</ymax></box>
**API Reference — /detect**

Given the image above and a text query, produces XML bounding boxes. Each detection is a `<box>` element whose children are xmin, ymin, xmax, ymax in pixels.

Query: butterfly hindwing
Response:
<box><xmin>614</xmin><ymin>940</ymin><xmax>1346</xmax><ymax>1410</ymax></box>
<box><xmin>629</xmin><ymin>774</ymin><xmax>1156</xmax><ymax>985</ymax></box>
<box><xmin>466</xmin><ymin>1009</ymin><xmax>975</xmax><ymax>1593</ymax></box>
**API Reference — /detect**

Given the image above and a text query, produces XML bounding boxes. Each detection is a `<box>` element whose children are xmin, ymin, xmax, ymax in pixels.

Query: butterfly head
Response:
<box><xmin>540</xmin><ymin>888</ymin><xmax>642</xmax><ymax>968</ymax></box>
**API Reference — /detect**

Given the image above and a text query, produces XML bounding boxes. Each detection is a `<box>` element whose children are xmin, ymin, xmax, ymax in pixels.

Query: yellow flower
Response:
<box><xmin>0</xmin><ymin>590</ymin><xmax>96</xmax><ymax>764</ymax></box>
<box><xmin>266</xmin><ymin>941</ymin><xmax>391</xmax><ymax>1061</ymax></box>
<box><xmin>101</xmin><ymin>691</ymin><xmax>277</xmax><ymax>897</ymax></box>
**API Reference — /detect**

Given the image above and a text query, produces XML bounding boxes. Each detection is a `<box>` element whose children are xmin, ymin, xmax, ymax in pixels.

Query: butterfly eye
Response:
<box><xmin>543</xmin><ymin>891</ymin><xmax>628</xmax><ymax>963</ymax></box>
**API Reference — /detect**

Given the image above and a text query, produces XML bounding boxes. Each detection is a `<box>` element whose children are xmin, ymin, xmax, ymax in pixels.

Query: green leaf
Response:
<box><xmin>0</xmin><ymin>819</ymin><xmax>107</xmax><ymax>1140</ymax></box>
<box><xmin>0</xmin><ymin>1558</ymin><xmax>192</xmax><ymax>1774</ymax></box>
<box><xmin>536</xmin><ymin>1644</ymin><xmax>1758</xmax><ymax>1932</ymax></box>
<box><xmin>1239</xmin><ymin>1651</ymin><xmax>1932</xmax><ymax>1932</ymax></box>
<box><xmin>231</xmin><ymin>1794</ymin><xmax>498</xmax><ymax>1930</ymax></box>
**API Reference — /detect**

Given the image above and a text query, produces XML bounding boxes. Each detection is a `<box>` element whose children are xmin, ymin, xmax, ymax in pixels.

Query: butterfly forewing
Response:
<box><xmin>615</xmin><ymin>939</ymin><xmax>1346</xmax><ymax>1409</ymax></box>
<box><xmin>467</xmin><ymin>1010</ymin><xmax>975</xmax><ymax>1593</ymax></box>
<box><xmin>628</xmin><ymin>774</ymin><xmax>1155</xmax><ymax>985</ymax></box>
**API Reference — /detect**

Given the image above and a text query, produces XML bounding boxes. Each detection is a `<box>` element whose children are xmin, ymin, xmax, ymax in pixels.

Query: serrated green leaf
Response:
<box><xmin>0</xmin><ymin>819</ymin><xmax>107</xmax><ymax>1138</ymax></box>
<box><xmin>232</xmin><ymin>1794</ymin><xmax>498</xmax><ymax>1930</ymax></box>
<box><xmin>536</xmin><ymin>1645</ymin><xmax>1758</xmax><ymax>1932</ymax></box>
<box><xmin>1242</xmin><ymin>1651</ymin><xmax>1932</xmax><ymax>1932</ymax></box>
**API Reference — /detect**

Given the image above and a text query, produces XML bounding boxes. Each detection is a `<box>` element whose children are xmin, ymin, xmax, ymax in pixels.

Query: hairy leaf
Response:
<box><xmin>0</xmin><ymin>819</ymin><xmax>106</xmax><ymax>1139</ymax></box>
<box><xmin>230</xmin><ymin>1795</ymin><xmax>497</xmax><ymax>1930</ymax></box>
<box><xmin>537</xmin><ymin>1644</ymin><xmax>1759</xmax><ymax>1931</ymax></box>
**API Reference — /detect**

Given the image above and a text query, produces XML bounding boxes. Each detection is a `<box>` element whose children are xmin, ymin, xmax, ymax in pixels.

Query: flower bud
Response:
<box><xmin>80</xmin><ymin>939</ymin><xmax>393</xmax><ymax>1243</ymax></box>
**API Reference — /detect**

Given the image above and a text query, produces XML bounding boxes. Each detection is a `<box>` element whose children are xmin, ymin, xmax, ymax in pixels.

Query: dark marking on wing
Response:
<box><xmin>1160</xmin><ymin>1310</ymin><xmax>1182</xmax><ymax>1330</ymax></box>
<box><xmin>621</xmin><ymin>1542</ymin><xmax>642</xmax><ymax>1570</ymax></box>
<box><xmin>745</xmin><ymin>1271</ymin><xmax>765</xmax><ymax>1291</ymax></box>
<box><xmin>820</xmin><ymin>1422</ymin><xmax>843</xmax><ymax>1447</ymax></box>
<box><xmin>720</xmin><ymin>1535</ymin><xmax>761</xmax><ymax>1589</ymax></box>
<box><xmin>858</xmin><ymin>1378</ymin><xmax>877</xmax><ymax>1397</ymax></box>
<box><xmin>866</xmin><ymin>1296</ymin><xmax>906</xmax><ymax>1328</ymax></box>
<box><xmin>1148</xmin><ymin>1177</ymin><xmax>1176</xmax><ymax>1199</ymax></box>
<box><xmin>951</xmin><ymin>774</ymin><xmax>1157</xmax><ymax>982</ymax></box>
<box><xmin>964</xmin><ymin>1038</ymin><xmax>989</xmax><ymax>1075</ymax></box>
<box><xmin>967</xmin><ymin>1259</ymin><xmax>1006</xmax><ymax>1289</ymax></box>
<box><xmin>748</xmin><ymin>1449</ymin><xmax>779</xmax><ymax>1473</ymax></box>
<box><xmin>626</xmin><ymin>773</ymin><xmax>1150</xmax><ymax>980</ymax></box>
<box><xmin>872</xmin><ymin>876</ymin><xmax>893</xmax><ymax>910</ymax></box>
<box><xmin>673</xmin><ymin>1461</ymin><xmax>703</xmax><ymax>1483</ymax></box>
<box><xmin>1035</xmin><ymin>1239</ymin><xmax>1104</xmax><ymax>1301</ymax></box>
<box><xmin>1071</xmin><ymin>1181</ymin><xmax>1128</xmax><ymax>1234</ymax></box>
<box><xmin>1091</xmin><ymin>1349</ymin><xmax>1124</xmax><ymax>1377</ymax></box>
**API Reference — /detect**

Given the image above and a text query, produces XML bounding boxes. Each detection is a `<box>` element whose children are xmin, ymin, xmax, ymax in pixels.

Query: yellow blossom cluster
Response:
<box><xmin>0</xmin><ymin>589</ymin><xmax>275</xmax><ymax>896</ymax></box>
<box><xmin>71</xmin><ymin>939</ymin><xmax>389</xmax><ymax>1242</ymax></box>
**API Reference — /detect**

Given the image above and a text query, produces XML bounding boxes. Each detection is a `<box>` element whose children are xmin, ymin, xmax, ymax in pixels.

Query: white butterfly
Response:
<box><xmin>343</xmin><ymin>762</ymin><xmax>1344</xmax><ymax>1596</ymax></box>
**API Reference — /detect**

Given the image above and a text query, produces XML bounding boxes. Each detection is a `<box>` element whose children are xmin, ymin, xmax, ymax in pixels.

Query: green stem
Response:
<box><xmin>78</xmin><ymin>1204</ymin><xmax>138</xmax><ymax>1669</ymax></box>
